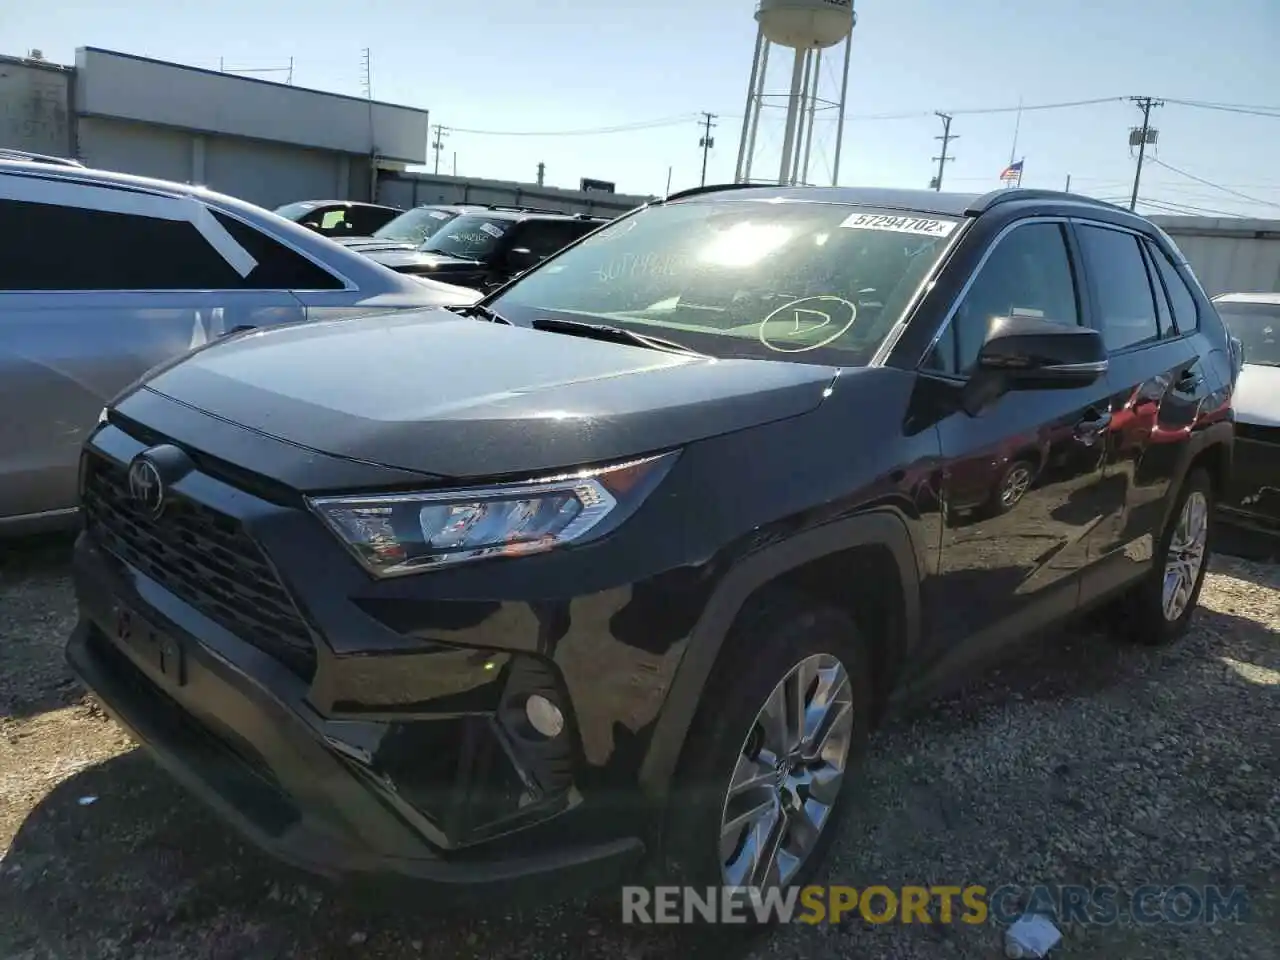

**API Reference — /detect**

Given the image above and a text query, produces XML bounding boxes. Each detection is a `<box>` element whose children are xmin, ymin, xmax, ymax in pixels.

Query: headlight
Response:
<box><xmin>308</xmin><ymin>450</ymin><xmax>679</xmax><ymax>577</ymax></box>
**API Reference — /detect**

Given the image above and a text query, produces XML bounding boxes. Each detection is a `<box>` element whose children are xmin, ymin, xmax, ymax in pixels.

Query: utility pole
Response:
<box><xmin>536</xmin><ymin>162</ymin><xmax>545</xmax><ymax>187</ymax></box>
<box><xmin>431</xmin><ymin>124</ymin><xmax>448</xmax><ymax>175</ymax></box>
<box><xmin>698</xmin><ymin>112</ymin><xmax>718</xmax><ymax>187</ymax></box>
<box><xmin>1064</xmin><ymin>174</ymin><xmax>1072</xmax><ymax>192</ymax></box>
<box><xmin>930</xmin><ymin>112</ymin><xmax>956</xmax><ymax>192</ymax></box>
<box><xmin>1128</xmin><ymin>96</ymin><xmax>1162</xmax><ymax>211</ymax></box>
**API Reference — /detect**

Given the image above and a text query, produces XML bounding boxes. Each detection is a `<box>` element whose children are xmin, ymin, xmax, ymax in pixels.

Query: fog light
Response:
<box><xmin>525</xmin><ymin>694</ymin><xmax>564</xmax><ymax>738</ymax></box>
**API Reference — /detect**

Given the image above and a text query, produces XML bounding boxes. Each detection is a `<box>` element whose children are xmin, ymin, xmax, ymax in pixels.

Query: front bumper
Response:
<box><xmin>59</xmin><ymin>405</ymin><xmax>702</xmax><ymax>897</ymax></box>
<box><xmin>68</xmin><ymin>534</ymin><xmax>644</xmax><ymax>897</ymax></box>
<box><xmin>1220</xmin><ymin>425</ymin><xmax>1280</xmax><ymax>535</ymax></box>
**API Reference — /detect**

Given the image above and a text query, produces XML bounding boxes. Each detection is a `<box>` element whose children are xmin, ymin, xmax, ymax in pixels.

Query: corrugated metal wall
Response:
<box><xmin>1152</xmin><ymin>216</ymin><xmax>1280</xmax><ymax>297</ymax></box>
<box><xmin>378</xmin><ymin>171</ymin><xmax>652</xmax><ymax>218</ymax></box>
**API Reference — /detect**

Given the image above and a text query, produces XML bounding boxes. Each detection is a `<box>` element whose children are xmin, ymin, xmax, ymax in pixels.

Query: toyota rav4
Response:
<box><xmin>67</xmin><ymin>185</ymin><xmax>1237</xmax><ymax>903</ymax></box>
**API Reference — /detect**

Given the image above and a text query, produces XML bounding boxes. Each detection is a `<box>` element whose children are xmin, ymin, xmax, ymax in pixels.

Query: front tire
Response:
<box><xmin>663</xmin><ymin>590</ymin><xmax>873</xmax><ymax>900</ymax></box>
<box><xmin>1118</xmin><ymin>468</ymin><xmax>1214</xmax><ymax>646</ymax></box>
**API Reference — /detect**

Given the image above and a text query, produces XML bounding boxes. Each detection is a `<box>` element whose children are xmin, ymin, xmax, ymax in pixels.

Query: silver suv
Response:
<box><xmin>0</xmin><ymin>158</ymin><xmax>480</xmax><ymax>536</ymax></box>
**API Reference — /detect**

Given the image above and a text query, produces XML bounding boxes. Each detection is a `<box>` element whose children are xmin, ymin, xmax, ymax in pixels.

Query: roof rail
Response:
<box><xmin>482</xmin><ymin>203</ymin><xmax>566</xmax><ymax>215</ymax></box>
<box><xmin>662</xmin><ymin>182</ymin><xmax>770</xmax><ymax>203</ymax></box>
<box><xmin>0</xmin><ymin>148</ymin><xmax>84</xmax><ymax>168</ymax></box>
<box><xmin>966</xmin><ymin>187</ymin><xmax>1127</xmax><ymax>217</ymax></box>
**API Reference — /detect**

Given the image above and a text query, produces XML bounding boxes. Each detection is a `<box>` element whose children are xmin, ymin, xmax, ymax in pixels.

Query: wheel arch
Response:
<box><xmin>637</xmin><ymin>508</ymin><xmax>923</xmax><ymax>801</ymax></box>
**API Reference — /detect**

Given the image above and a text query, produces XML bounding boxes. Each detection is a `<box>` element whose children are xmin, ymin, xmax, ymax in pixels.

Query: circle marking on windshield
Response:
<box><xmin>759</xmin><ymin>296</ymin><xmax>857</xmax><ymax>353</ymax></box>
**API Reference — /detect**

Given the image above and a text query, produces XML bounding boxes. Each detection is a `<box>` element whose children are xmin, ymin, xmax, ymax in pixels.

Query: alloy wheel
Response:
<box><xmin>1162</xmin><ymin>490</ymin><xmax>1209</xmax><ymax>622</ymax></box>
<box><xmin>718</xmin><ymin>653</ymin><xmax>854</xmax><ymax>888</ymax></box>
<box><xmin>1000</xmin><ymin>463</ymin><xmax>1033</xmax><ymax>508</ymax></box>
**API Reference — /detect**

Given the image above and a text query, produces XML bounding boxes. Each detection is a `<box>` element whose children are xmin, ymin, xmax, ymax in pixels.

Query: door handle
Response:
<box><xmin>1074</xmin><ymin>408</ymin><xmax>1113</xmax><ymax>444</ymax></box>
<box><xmin>1175</xmin><ymin>371</ymin><xmax>1203</xmax><ymax>391</ymax></box>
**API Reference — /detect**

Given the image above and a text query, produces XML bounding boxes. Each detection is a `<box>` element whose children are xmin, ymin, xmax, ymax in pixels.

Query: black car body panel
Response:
<box><xmin>68</xmin><ymin>185</ymin><xmax>1234</xmax><ymax>896</ymax></box>
<box><xmin>136</xmin><ymin>309</ymin><xmax>839</xmax><ymax>478</ymax></box>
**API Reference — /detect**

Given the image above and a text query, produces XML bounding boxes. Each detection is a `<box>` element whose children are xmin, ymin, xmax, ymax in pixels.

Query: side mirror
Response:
<box><xmin>963</xmin><ymin>315</ymin><xmax>1107</xmax><ymax>415</ymax></box>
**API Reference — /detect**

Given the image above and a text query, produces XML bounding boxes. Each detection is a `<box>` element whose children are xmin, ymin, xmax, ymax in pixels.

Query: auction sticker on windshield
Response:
<box><xmin>479</xmin><ymin>222</ymin><xmax>506</xmax><ymax>238</ymax></box>
<box><xmin>840</xmin><ymin>213</ymin><xmax>957</xmax><ymax>237</ymax></box>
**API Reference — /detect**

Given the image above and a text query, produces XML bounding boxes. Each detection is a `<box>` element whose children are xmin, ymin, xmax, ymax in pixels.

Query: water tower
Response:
<box><xmin>734</xmin><ymin>0</ymin><xmax>857</xmax><ymax>186</ymax></box>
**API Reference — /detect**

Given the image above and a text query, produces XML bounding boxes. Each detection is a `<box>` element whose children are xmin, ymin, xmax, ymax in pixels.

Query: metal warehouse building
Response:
<box><xmin>1</xmin><ymin>47</ymin><xmax>428</xmax><ymax>208</ymax></box>
<box><xmin>1152</xmin><ymin>216</ymin><xmax>1280</xmax><ymax>298</ymax></box>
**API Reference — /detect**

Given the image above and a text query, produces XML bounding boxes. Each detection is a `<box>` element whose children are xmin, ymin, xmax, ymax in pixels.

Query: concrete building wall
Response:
<box><xmin>378</xmin><ymin>171</ymin><xmax>653</xmax><ymax>218</ymax></box>
<box><xmin>75</xmin><ymin>47</ymin><xmax>428</xmax><ymax>163</ymax></box>
<box><xmin>0</xmin><ymin>55</ymin><xmax>73</xmax><ymax>156</ymax></box>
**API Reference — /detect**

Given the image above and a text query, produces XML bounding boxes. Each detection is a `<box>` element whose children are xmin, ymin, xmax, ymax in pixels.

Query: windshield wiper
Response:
<box><xmin>449</xmin><ymin>303</ymin><xmax>512</xmax><ymax>324</ymax></box>
<box><xmin>531</xmin><ymin>317</ymin><xmax>706</xmax><ymax>357</ymax></box>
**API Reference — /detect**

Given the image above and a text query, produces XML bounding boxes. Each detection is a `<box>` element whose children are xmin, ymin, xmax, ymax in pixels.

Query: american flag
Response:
<box><xmin>999</xmin><ymin>160</ymin><xmax>1024</xmax><ymax>183</ymax></box>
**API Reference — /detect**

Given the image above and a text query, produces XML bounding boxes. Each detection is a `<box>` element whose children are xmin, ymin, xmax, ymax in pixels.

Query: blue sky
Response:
<box><xmin>10</xmin><ymin>0</ymin><xmax>1280</xmax><ymax>215</ymax></box>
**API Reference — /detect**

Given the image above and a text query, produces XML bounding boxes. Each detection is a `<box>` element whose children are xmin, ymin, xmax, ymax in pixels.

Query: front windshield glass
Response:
<box><xmin>373</xmin><ymin>207</ymin><xmax>459</xmax><ymax>244</ymax></box>
<box><xmin>491</xmin><ymin>200</ymin><xmax>960</xmax><ymax>365</ymax></box>
<box><xmin>420</xmin><ymin>215</ymin><xmax>513</xmax><ymax>260</ymax></box>
<box><xmin>1217</xmin><ymin>301</ymin><xmax>1280</xmax><ymax>367</ymax></box>
<box><xmin>274</xmin><ymin>201</ymin><xmax>320</xmax><ymax>221</ymax></box>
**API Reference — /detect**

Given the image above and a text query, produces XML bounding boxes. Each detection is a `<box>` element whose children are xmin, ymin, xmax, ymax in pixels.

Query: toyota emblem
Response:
<box><xmin>127</xmin><ymin>456</ymin><xmax>166</xmax><ymax>517</ymax></box>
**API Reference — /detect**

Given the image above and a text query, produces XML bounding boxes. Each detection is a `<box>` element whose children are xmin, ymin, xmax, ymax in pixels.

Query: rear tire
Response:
<box><xmin>662</xmin><ymin>589</ymin><xmax>873</xmax><ymax>911</ymax></box>
<box><xmin>1117</xmin><ymin>468</ymin><xmax>1214</xmax><ymax>646</ymax></box>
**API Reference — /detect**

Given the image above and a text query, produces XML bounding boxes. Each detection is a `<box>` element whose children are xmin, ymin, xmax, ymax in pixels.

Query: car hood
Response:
<box><xmin>362</xmin><ymin>249</ymin><xmax>481</xmax><ymax>272</ymax></box>
<box><xmin>334</xmin><ymin>236</ymin><xmax>419</xmax><ymax>252</ymax></box>
<box><xmin>1234</xmin><ymin>362</ymin><xmax>1280</xmax><ymax>427</ymax></box>
<box><xmin>137</xmin><ymin>311</ymin><xmax>837</xmax><ymax>479</ymax></box>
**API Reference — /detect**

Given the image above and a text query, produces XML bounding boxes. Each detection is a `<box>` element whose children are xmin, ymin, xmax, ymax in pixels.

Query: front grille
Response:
<box><xmin>83</xmin><ymin>454</ymin><xmax>317</xmax><ymax>680</ymax></box>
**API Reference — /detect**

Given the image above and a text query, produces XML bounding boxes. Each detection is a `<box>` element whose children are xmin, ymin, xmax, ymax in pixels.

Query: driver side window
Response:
<box><xmin>927</xmin><ymin>221</ymin><xmax>1081</xmax><ymax>376</ymax></box>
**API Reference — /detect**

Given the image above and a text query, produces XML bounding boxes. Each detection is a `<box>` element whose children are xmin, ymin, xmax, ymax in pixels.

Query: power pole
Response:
<box><xmin>431</xmin><ymin>124</ymin><xmax>448</xmax><ymax>175</ymax></box>
<box><xmin>536</xmin><ymin>162</ymin><xmax>545</xmax><ymax>186</ymax></box>
<box><xmin>930</xmin><ymin>112</ymin><xmax>956</xmax><ymax>192</ymax></box>
<box><xmin>698</xmin><ymin>112</ymin><xmax>718</xmax><ymax>187</ymax></box>
<box><xmin>1128</xmin><ymin>96</ymin><xmax>1162</xmax><ymax>211</ymax></box>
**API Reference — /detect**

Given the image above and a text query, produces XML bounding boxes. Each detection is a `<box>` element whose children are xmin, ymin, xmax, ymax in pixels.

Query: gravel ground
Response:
<box><xmin>0</xmin><ymin>529</ymin><xmax>1277</xmax><ymax>960</ymax></box>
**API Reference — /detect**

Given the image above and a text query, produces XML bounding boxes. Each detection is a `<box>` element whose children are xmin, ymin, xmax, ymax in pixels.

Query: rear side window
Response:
<box><xmin>1145</xmin><ymin>240</ymin><xmax>1199</xmax><ymax>334</ymax></box>
<box><xmin>211</xmin><ymin>211</ymin><xmax>344</xmax><ymax>290</ymax></box>
<box><xmin>1076</xmin><ymin>225</ymin><xmax>1160</xmax><ymax>351</ymax></box>
<box><xmin>0</xmin><ymin>198</ymin><xmax>246</xmax><ymax>291</ymax></box>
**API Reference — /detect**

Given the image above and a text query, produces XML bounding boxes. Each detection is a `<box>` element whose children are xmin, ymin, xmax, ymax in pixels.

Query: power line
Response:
<box><xmin>448</xmin><ymin>115</ymin><xmax>698</xmax><ymax>137</ymax></box>
<box><xmin>1162</xmin><ymin>97</ymin><xmax>1280</xmax><ymax>119</ymax></box>
<box><xmin>1146</xmin><ymin>156</ymin><xmax>1280</xmax><ymax>210</ymax></box>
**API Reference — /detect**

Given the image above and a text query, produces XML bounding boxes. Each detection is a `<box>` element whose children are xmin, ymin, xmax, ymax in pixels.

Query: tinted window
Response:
<box><xmin>513</xmin><ymin>220</ymin><xmax>597</xmax><ymax>260</ymax></box>
<box><xmin>210</xmin><ymin>212</ymin><xmax>344</xmax><ymax>290</ymax></box>
<box><xmin>348</xmin><ymin>206</ymin><xmax>397</xmax><ymax>235</ymax></box>
<box><xmin>928</xmin><ymin>221</ymin><xmax>1080</xmax><ymax>376</ymax></box>
<box><xmin>274</xmin><ymin>201</ymin><xmax>320</xmax><ymax>221</ymax></box>
<box><xmin>492</xmin><ymin>201</ymin><xmax>959</xmax><ymax>366</ymax></box>
<box><xmin>1140</xmin><ymin>244</ymin><xmax>1174</xmax><ymax>336</ymax></box>
<box><xmin>0</xmin><ymin>198</ymin><xmax>245</xmax><ymax>290</ymax></box>
<box><xmin>318</xmin><ymin>208</ymin><xmax>348</xmax><ymax>231</ymax></box>
<box><xmin>1077</xmin><ymin>225</ymin><xmax>1159</xmax><ymax>351</ymax></box>
<box><xmin>1146</xmin><ymin>241</ymin><xmax>1199</xmax><ymax>334</ymax></box>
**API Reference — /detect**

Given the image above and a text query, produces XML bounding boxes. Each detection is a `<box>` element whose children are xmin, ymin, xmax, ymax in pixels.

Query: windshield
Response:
<box><xmin>490</xmin><ymin>200</ymin><xmax>960</xmax><ymax>364</ymax></box>
<box><xmin>420</xmin><ymin>215</ymin><xmax>513</xmax><ymax>260</ymax></box>
<box><xmin>373</xmin><ymin>207</ymin><xmax>459</xmax><ymax>244</ymax></box>
<box><xmin>274</xmin><ymin>201</ymin><xmax>320</xmax><ymax>221</ymax></box>
<box><xmin>1217</xmin><ymin>300</ymin><xmax>1280</xmax><ymax>367</ymax></box>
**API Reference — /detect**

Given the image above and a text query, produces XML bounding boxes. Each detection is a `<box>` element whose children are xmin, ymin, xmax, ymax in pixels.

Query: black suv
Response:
<box><xmin>356</xmin><ymin>208</ymin><xmax>608</xmax><ymax>291</ymax></box>
<box><xmin>67</xmin><ymin>185</ymin><xmax>1236</xmax><ymax>902</ymax></box>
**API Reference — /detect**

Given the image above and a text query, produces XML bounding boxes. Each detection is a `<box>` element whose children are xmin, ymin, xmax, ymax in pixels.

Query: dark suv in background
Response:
<box><xmin>358</xmin><ymin>208</ymin><xmax>608</xmax><ymax>291</ymax></box>
<box><xmin>68</xmin><ymin>185</ymin><xmax>1236</xmax><ymax>904</ymax></box>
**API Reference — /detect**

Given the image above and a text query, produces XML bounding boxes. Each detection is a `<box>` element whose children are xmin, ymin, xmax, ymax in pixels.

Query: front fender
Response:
<box><xmin>637</xmin><ymin>508</ymin><xmax>922</xmax><ymax>800</ymax></box>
